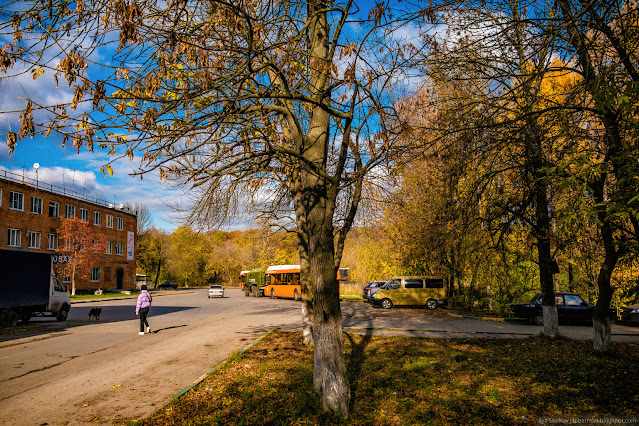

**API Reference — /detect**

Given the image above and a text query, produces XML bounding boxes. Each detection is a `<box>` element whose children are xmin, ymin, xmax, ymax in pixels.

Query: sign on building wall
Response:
<box><xmin>127</xmin><ymin>231</ymin><xmax>135</xmax><ymax>260</ymax></box>
<box><xmin>52</xmin><ymin>254</ymin><xmax>72</xmax><ymax>264</ymax></box>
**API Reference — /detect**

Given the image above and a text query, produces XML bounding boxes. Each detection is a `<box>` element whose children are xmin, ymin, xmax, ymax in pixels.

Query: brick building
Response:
<box><xmin>0</xmin><ymin>170</ymin><xmax>137</xmax><ymax>292</ymax></box>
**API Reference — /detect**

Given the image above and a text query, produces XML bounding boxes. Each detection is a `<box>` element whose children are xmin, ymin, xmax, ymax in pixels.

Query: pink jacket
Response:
<box><xmin>136</xmin><ymin>290</ymin><xmax>152</xmax><ymax>314</ymax></box>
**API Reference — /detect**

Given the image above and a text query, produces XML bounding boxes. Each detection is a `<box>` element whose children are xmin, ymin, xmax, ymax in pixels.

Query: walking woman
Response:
<box><xmin>136</xmin><ymin>285</ymin><xmax>152</xmax><ymax>335</ymax></box>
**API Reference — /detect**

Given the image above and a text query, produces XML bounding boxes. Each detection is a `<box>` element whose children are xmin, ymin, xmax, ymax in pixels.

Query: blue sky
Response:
<box><xmin>0</xmin><ymin>136</ymin><xmax>187</xmax><ymax>231</ymax></box>
<box><xmin>0</xmin><ymin>10</ymin><xmax>192</xmax><ymax>232</ymax></box>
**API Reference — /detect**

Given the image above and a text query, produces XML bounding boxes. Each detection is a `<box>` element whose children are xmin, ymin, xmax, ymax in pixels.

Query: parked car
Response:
<box><xmin>362</xmin><ymin>281</ymin><xmax>386</xmax><ymax>301</ymax></box>
<box><xmin>157</xmin><ymin>281</ymin><xmax>178</xmax><ymax>290</ymax></box>
<box><xmin>510</xmin><ymin>292</ymin><xmax>610</xmax><ymax>325</ymax></box>
<box><xmin>371</xmin><ymin>276</ymin><xmax>447</xmax><ymax>310</ymax></box>
<box><xmin>208</xmin><ymin>285</ymin><xmax>224</xmax><ymax>298</ymax></box>
<box><xmin>620</xmin><ymin>304</ymin><xmax>639</xmax><ymax>326</ymax></box>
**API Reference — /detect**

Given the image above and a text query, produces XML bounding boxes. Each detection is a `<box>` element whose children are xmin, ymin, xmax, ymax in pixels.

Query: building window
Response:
<box><xmin>80</xmin><ymin>208</ymin><xmax>89</xmax><ymax>221</ymax></box>
<box><xmin>94</xmin><ymin>211</ymin><xmax>102</xmax><ymax>226</ymax></box>
<box><xmin>9</xmin><ymin>191</ymin><xmax>24</xmax><ymax>211</ymax></box>
<box><xmin>28</xmin><ymin>231</ymin><xmax>41</xmax><ymax>249</ymax></box>
<box><xmin>106</xmin><ymin>214</ymin><xmax>113</xmax><ymax>228</ymax></box>
<box><xmin>47</xmin><ymin>233</ymin><xmax>59</xmax><ymax>250</ymax></box>
<box><xmin>66</xmin><ymin>204</ymin><xmax>76</xmax><ymax>218</ymax></box>
<box><xmin>8</xmin><ymin>228</ymin><xmax>21</xmax><ymax>247</ymax></box>
<box><xmin>116</xmin><ymin>242</ymin><xmax>123</xmax><ymax>256</ymax></box>
<box><xmin>91</xmin><ymin>267</ymin><xmax>100</xmax><ymax>282</ymax></box>
<box><xmin>31</xmin><ymin>196</ymin><xmax>43</xmax><ymax>214</ymax></box>
<box><xmin>117</xmin><ymin>217</ymin><xmax>124</xmax><ymax>231</ymax></box>
<box><xmin>62</xmin><ymin>275</ymin><xmax>71</xmax><ymax>283</ymax></box>
<box><xmin>49</xmin><ymin>201</ymin><xmax>60</xmax><ymax>217</ymax></box>
<box><xmin>106</xmin><ymin>241</ymin><xmax>112</xmax><ymax>254</ymax></box>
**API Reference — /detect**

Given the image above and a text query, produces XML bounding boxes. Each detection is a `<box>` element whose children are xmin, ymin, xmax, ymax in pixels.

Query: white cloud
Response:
<box><xmin>387</xmin><ymin>21</ymin><xmax>423</xmax><ymax>46</ymax></box>
<box><xmin>0</xmin><ymin>60</ymin><xmax>75</xmax><ymax>133</ymax></box>
<box><xmin>0</xmin><ymin>163</ymin><xmax>184</xmax><ymax>231</ymax></box>
<box><xmin>0</xmin><ymin>22</ymin><xmax>111</xmax><ymax>138</ymax></box>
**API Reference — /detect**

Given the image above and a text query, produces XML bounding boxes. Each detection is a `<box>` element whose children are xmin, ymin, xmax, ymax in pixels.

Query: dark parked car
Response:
<box><xmin>157</xmin><ymin>281</ymin><xmax>178</xmax><ymax>290</ymax></box>
<box><xmin>620</xmin><ymin>304</ymin><xmax>639</xmax><ymax>326</ymax></box>
<box><xmin>511</xmin><ymin>292</ymin><xmax>602</xmax><ymax>325</ymax></box>
<box><xmin>362</xmin><ymin>281</ymin><xmax>386</xmax><ymax>302</ymax></box>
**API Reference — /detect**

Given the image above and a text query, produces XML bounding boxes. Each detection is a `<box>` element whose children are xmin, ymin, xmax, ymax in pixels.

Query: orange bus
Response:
<box><xmin>263</xmin><ymin>265</ymin><xmax>350</xmax><ymax>299</ymax></box>
<box><xmin>263</xmin><ymin>265</ymin><xmax>301</xmax><ymax>300</ymax></box>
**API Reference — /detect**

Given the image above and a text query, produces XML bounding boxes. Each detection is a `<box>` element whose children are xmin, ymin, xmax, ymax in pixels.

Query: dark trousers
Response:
<box><xmin>139</xmin><ymin>307</ymin><xmax>150</xmax><ymax>332</ymax></box>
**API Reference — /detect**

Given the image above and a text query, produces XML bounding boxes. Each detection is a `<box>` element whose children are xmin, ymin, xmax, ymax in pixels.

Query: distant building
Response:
<box><xmin>0</xmin><ymin>169</ymin><xmax>137</xmax><ymax>292</ymax></box>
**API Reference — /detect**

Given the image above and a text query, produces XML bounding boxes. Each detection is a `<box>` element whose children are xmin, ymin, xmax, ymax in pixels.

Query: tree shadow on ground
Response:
<box><xmin>0</xmin><ymin>305</ymin><xmax>197</xmax><ymax>343</ymax></box>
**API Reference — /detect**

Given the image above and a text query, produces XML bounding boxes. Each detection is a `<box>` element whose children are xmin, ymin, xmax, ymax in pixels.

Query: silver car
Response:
<box><xmin>208</xmin><ymin>285</ymin><xmax>224</xmax><ymax>298</ymax></box>
<box><xmin>362</xmin><ymin>280</ymin><xmax>387</xmax><ymax>302</ymax></box>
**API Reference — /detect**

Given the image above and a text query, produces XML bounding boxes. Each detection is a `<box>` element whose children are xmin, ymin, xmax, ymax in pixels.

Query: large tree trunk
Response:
<box><xmin>528</xmin><ymin>128</ymin><xmax>559</xmax><ymax>337</ymax></box>
<box><xmin>536</xmin><ymin>211</ymin><xmax>559</xmax><ymax>337</ymax></box>
<box><xmin>294</xmin><ymin>186</ymin><xmax>350</xmax><ymax>414</ymax></box>
<box><xmin>307</xmin><ymin>208</ymin><xmax>349</xmax><ymax>415</ymax></box>
<box><xmin>296</xmin><ymin>0</ymin><xmax>350</xmax><ymax>415</ymax></box>
<box><xmin>557</xmin><ymin>0</ymin><xmax>628</xmax><ymax>353</ymax></box>
<box><xmin>592</xmin><ymin>243</ymin><xmax>615</xmax><ymax>352</ymax></box>
<box><xmin>513</xmin><ymin>4</ymin><xmax>560</xmax><ymax>337</ymax></box>
<box><xmin>592</xmin><ymin>205</ymin><xmax>618</xmax><ymax>353</ymax></box>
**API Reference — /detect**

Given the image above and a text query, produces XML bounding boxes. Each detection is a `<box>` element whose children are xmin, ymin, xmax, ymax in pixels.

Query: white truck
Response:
<box><xmin>0</xmin><ymin>249</ymin><xmax>71</xmax><ymax>326</ymax></box>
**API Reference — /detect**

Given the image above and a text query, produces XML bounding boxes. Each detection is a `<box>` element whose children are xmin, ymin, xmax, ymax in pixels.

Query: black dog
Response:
<box><xmin>88</xmin><ymin>307</ymin><xmax>102</xmax><ymax>321</ymax></box>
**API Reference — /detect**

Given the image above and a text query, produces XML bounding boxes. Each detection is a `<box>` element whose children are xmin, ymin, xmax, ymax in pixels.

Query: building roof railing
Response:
<box><xmin>0</xmin><ymin>168</ymin><xmax>136</xmax><ymax>215</ymax></box>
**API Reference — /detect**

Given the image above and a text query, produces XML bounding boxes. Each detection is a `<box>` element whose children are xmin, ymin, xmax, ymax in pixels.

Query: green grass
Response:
<box><xmin>340</xmin><ymin>283</ymin><xmax>365</xmax><ymax>302</ymax></box>
<box><xmin>137</xmin><ymin>331</ymin><xmax>639</xmax><ymax>425</ymax></box>
<box><xmin>70</xmin><ymin>292</ymin><xmax>139</xmax><ymax>300</ymax></box>
<box><xmin>340</xmin><ymin>295</ymin><xmax>365</xmax><ymax>302</ymax></box>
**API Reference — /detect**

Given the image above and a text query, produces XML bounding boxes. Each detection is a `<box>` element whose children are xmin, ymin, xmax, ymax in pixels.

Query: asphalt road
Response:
<box><xmin>1</xmin><ymin>288</ymin><xmax>638</xmax><ymax>425</ymax></box>
<box><xmin>0</xmin><ymin>288</ymin><xmax>302</xmax><ymax>426</ymax></box>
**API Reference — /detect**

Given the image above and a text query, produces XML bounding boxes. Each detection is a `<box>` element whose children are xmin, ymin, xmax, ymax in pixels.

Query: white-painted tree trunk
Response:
<box><xmin>543</xmin><ymin>305</ymin><xmax>560</xmax><ymax>337</ymax></box>
<box><xmin>593</xmin><ymin>316</ymin><xmax>611</xmax><ymax>353</ymax></box>
<box><xmin>302</xmin><ymin>301</ymin><xmax>313</xmax><ymax>345</ymax></box>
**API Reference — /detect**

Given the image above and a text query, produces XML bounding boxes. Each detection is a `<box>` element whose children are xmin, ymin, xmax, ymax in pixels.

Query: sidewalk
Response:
<box><xmin>339</xmin><ymin>302</ymin><xmax>639</xmax><ymax>342</ymax></box>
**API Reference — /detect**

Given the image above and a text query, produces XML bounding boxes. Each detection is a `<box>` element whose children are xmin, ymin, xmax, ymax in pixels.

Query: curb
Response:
<box><xmin>342</xmin><ymin>326</ymin><xmax>532</xmax><ymax>336</ymax></box>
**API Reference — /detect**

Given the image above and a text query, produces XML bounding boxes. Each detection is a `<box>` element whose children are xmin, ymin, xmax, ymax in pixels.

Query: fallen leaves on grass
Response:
<box><xmin>138</xmin><ymin>332</ymin><xmax>639</xmax><ymax>425</ymax></box>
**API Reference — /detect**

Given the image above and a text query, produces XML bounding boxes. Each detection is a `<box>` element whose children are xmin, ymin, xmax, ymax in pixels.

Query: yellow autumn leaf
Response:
<box><xmin>32</xmin><ymin>68</ymin><xmax>44</xmax><ymax>79</ymax></box>
<box><xmin>106</xmin><ymin>165</ymin><xmax>113</xmax><ymax>176</ymax></box>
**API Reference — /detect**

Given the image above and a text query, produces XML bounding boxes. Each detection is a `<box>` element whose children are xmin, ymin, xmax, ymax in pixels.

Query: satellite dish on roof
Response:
<box><xmin>33</xmin><ymin>163</ymin><xmax>39</xmax><ymax>169</ymax></box>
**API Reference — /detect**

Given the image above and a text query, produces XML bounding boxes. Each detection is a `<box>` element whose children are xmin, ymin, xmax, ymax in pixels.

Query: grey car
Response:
<box><xmin>362</xmin><ymin>281</ymin><xmax>387</xmax><ymax>302</ymax></box>
<box><xmin>620</xmin><ymin>304</ymin><xmax>639</xmax><ymax>325</ymax></box>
